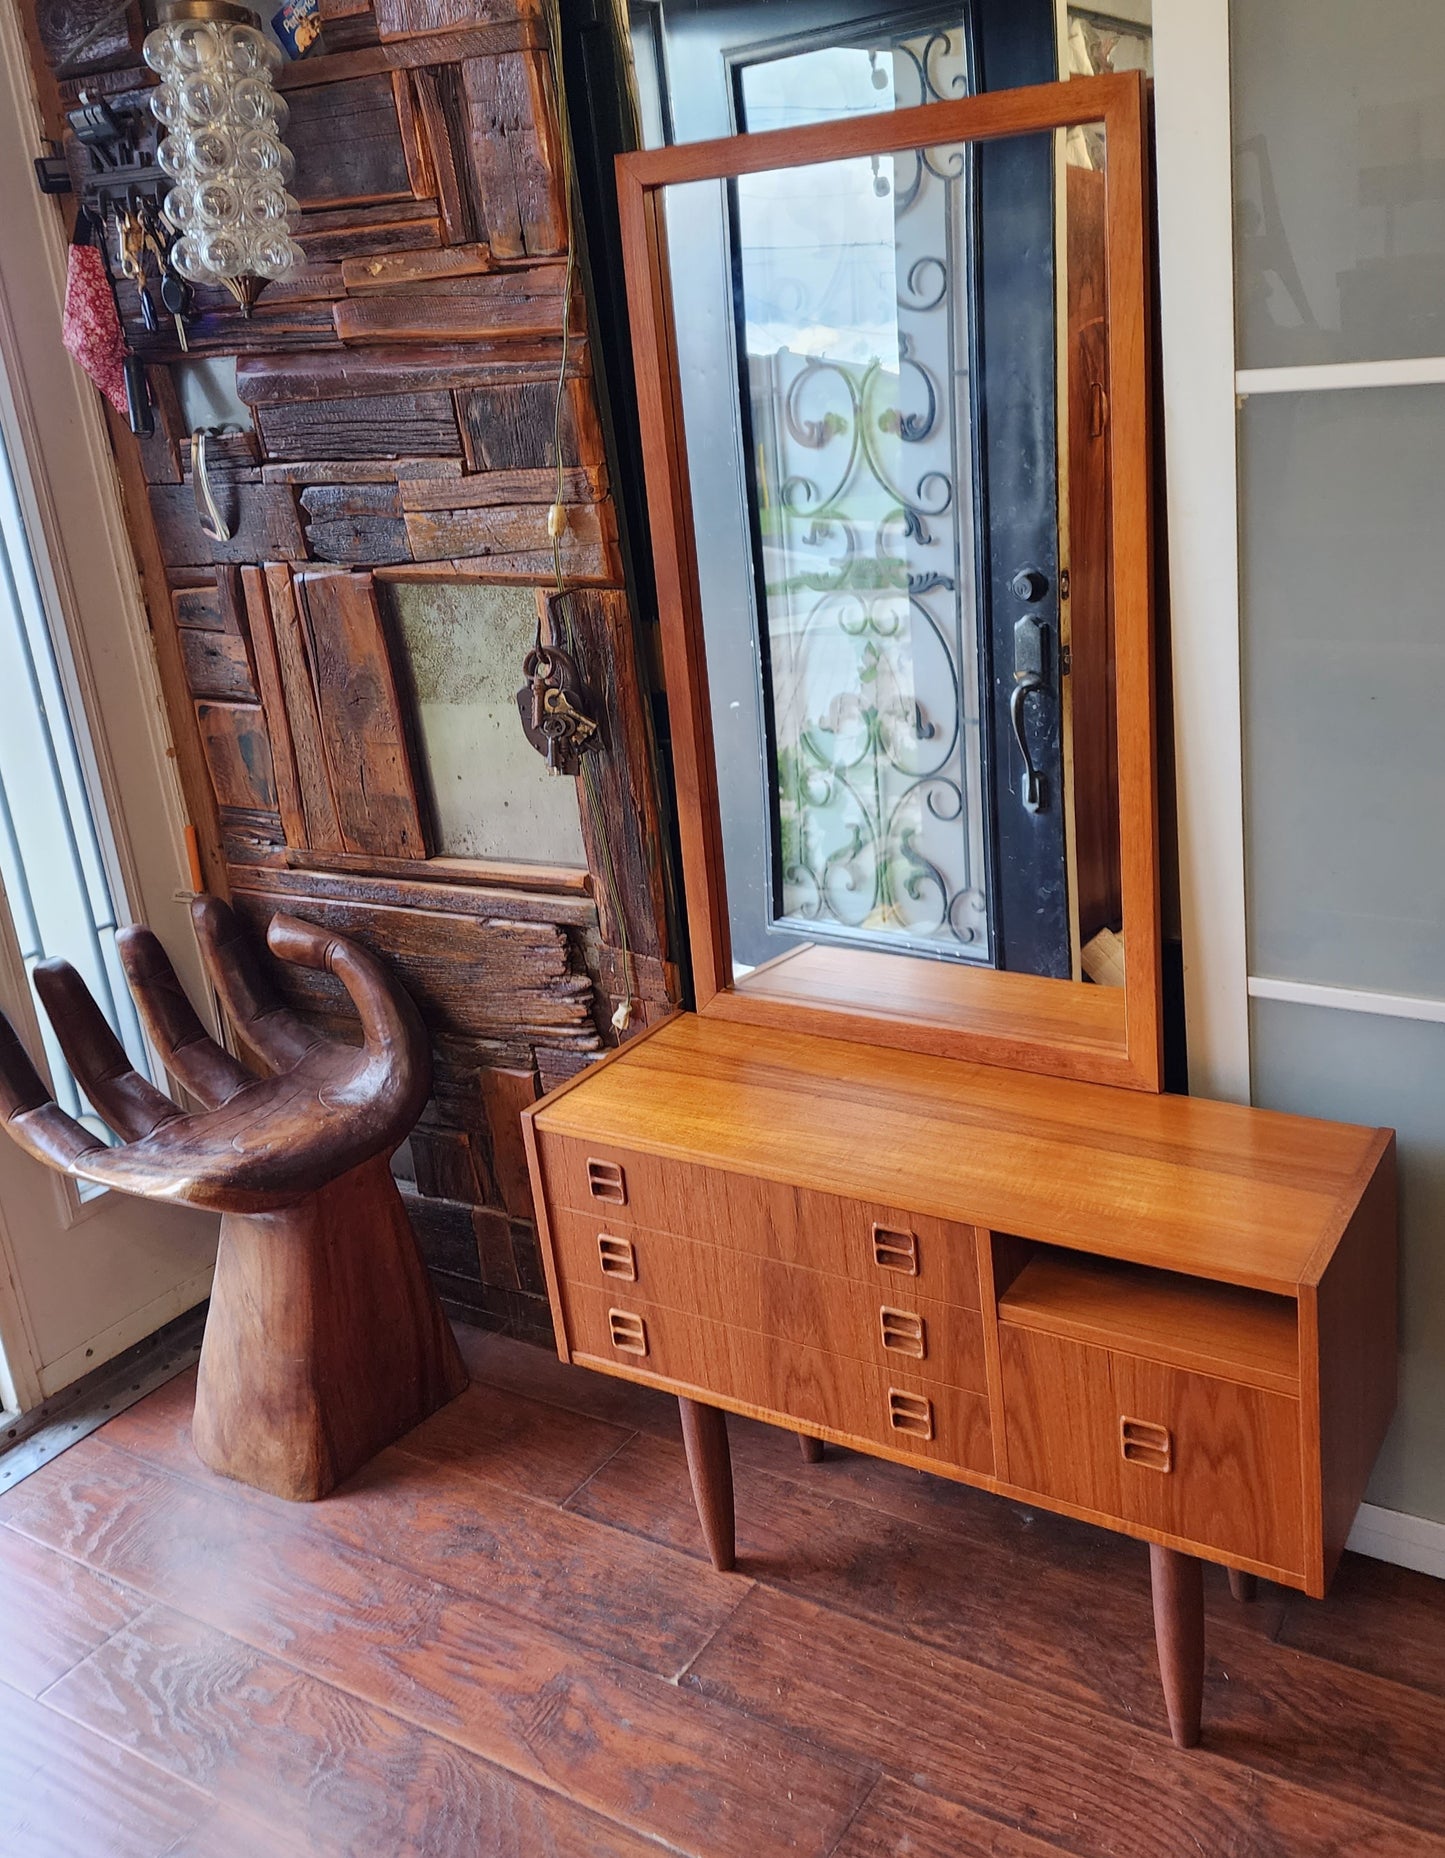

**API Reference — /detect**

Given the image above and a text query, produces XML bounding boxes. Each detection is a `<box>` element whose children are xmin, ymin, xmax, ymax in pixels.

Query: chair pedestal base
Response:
<box><xmin>193</xmin><ymin>1154</ymin><xmax>467</xmax><ymax>1501</ymax></box>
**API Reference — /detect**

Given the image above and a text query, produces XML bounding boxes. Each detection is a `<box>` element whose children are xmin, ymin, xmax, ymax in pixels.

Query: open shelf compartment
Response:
<box><xmin>995</xmin><ymin>1243</ymin><xmax>1300</xmax><ymax>1396</ymax></box>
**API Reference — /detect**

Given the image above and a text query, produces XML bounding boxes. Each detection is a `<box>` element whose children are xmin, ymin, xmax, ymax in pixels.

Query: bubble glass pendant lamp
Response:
<box><xmin>144</xmin><ymin>0</ymin><xmax>304</xmax><ymax>315</ymax></box>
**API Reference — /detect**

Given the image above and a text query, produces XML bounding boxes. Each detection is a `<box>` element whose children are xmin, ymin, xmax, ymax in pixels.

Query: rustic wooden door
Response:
<box><xmin>17</xmin><ymin>0</ymin><xmax>676</xmax><ymax>1340</ymax></box>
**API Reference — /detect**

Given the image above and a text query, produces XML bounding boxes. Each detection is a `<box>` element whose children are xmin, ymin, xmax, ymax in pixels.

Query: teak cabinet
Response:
<box><xmin>523</xmin><ymin>1012</ymin><xmax>1398</xmax><ymax>1746</ymax></box>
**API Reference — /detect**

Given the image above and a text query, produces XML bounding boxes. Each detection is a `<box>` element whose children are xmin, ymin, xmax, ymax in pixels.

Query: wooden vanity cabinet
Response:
<box><xmin>523</xmin><ymin>1011</ymin><xmax>1397</xmax><ymax>1742</ymax></box>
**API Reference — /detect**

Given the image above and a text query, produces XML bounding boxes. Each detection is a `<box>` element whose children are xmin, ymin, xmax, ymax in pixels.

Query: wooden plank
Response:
<box><xmin>831</xmin><ymin>1779</ymin><xmax>1064</xmax><ymax>1858</ymax></box>
<box><xmin>262</xmin><ymin>457</ymin><xmax>465</xmax><ymax>485</ymax></box>
<box><xmin>541</xmin><ymin>586</ymin><xmax>668</xmax><ymax>969</ymax></box>
<box><xmin>277</xmin><ymin>20</ymin><xmax>537</xmax><ymax>89</ymax></box>
<box><xmin>180</xmin><ymin>628</ymin><xmax>256</xmax><ymax>703</ymax></box>
<box><xmin>228</xmin><ymin>873</ymin><xmax>601</xmax><ymax>1051</ymax></box>
<box><xmin>462</xmin><ymin>50</ymin><xmax>565</xmax><ymax>258</ymax></box>
<box><xmin>374</xmin><ymin>0</ymin><xmax>540</xmax><ymax>41</ymax></box>
<box><xmin>237</xmin><ymin>340</ymin><xmax>586</xmax><ymax>404</ymax></box>
<box><xmin>303</xmin><ymin>515</ymin><xmax>410</xmax><ymax>564</ymax></box>
<box><xmin>95</xmin><ymin>396</ymin><xmax>227</xmax><ymax>896</ymax></box>
<box><xmin>0</xmin><ymin>1526</ymin><xmax>144</xmax><ymax>1699</ymax></box>
<box><xmin>145</xmin><ymin>483</ymin><xmax>305</xmax><ymax>566</ymax></box>
<box><xmin>285</xmin><ymin>846</ymin><xmax>593</xmax><ymax>896</ymax></box>
<box><xmin>46</xmin><ymin>1605</ymin><xmax>669</xmax><ymax>1858</ymax></box>
<box><xmin>1304</xmin><ymin>1141</ymin><xmax>1398</xmax><ymax>1588</ymax></box>
<box><xmin>4</xmin><ymin>1441</ymin><xmax>869</xmax><ymax>1858</ymax></box>
<box><xmin>172</xmin><ymin>581</ymin><xmax>229</xmax><ymax>633</ymax></box>
<box><xmin>255</xmin><ymin>389</ymin><xmax>461</xmax><ymax>462</ymax></box>
<box><xmin>262</xmin><ymin>565</ymin><xmax>346</xmax><ymax>853</ymax></box>
<box><xmin>292</xmin><ymin>568</ymin><xmax>427</xmax><ymax>858</ymax></box>
<box><xmin>239</xmin><ymin>566</ymin><xmax>306</xmax><ymax>851</ymax></box>
<box><xmin>218</xmin><ymin>806</ymin><xmax>286</xmax><ymax>866</ymax></box>
<box><xmin>193</xmin><ymin>701</ymin><xmax>278</xmax><ymax>814</ymax></box>
<box><xmin>341</xmin><ymin>243</ymin><xmax>496</xmax><ymax>290</ymax></box>
<box><xmin>391</xmin><ymin>61</ymin><xmax>433</xmax><ymax>197</ymax></box>
<box><xmin>333</xmin><ymin>269</ymin><xmax>570</xmax><ymax>344</ymax></box>
<box><xmin>457</xmin><ymin>373</ymin><xmax>604</xmax><ymax>471</ymax></box>
<box><xmin>0</xmin><ymin>1671</ymin><xmax>209</xmax><ymax>1858</ymax></box>
<box><xmin>402</xmin><ymin>498</ymin><xmax>619</xmax><ymax>582</ymax></box>
<box><xmin>299</xmin><ymin>195</ymin><xmax>441</xmax><ymax>233</ymax></box>
<box><xmin>300</xmin><ymin>478</ymin><xmax>400</xmax><ymax>516</ymax></box>
<box><xmin>287</xmin><ymin>72</ymin><xmax>412</xmax><ymax>208</ymax></box>
<box><xmin>411</xmin><ymin>63</ymin><xmax>483</xmax><ymax>244</ymax></box>
<box><xmin>33</xmin><ymin>0</ymin><xmax>144</xmax><ymax>75</ymax></box>
<box><xmin>135</xmin><ymin>362</ymin><xmax>185</xmax><ymax>484</ymax></box>
<box><xmin>688</xmin><ymin>1585</ymin><xmax>1445</xmax><ymax>1858</ymax></box>
<box><xmin>237</xmin><ymin>857</ymin><xmax>596</xmax><ymax>924</ymax></box>
<box><xmin>297</xmin><ymin>212</ymin><xmax>444</xmax><ymax>264</ymax></box>
<box><xmin>481</xmin><ymin>1065</ymin><xmax>540</xmax><ymax>1221</ymax></box>
<box><xmin>402</xmin><ymin>464</ymin><xmax>605</xmax><ymax>511</ymax></box>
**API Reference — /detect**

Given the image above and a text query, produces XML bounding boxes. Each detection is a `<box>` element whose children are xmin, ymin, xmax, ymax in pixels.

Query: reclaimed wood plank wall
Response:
<box><xmin>23</xmin><ymin>0</ymin><xmax>677</xmax><ymax>1337</ymax></box>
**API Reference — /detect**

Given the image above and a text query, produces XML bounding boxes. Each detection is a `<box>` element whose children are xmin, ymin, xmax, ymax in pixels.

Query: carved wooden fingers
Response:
<box><xmin>0</xmin><ymin>897</ymin><xmax>431</xmax><ymax>1213</ymax></box>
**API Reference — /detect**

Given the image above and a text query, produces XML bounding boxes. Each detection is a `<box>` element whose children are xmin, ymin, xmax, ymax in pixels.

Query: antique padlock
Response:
<box><xmin>516</xmin><ymin>644</ymin><xmax>601</xmax><ymax>776</ymax></box>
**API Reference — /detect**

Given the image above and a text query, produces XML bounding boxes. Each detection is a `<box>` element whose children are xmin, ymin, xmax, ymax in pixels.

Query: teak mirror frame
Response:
<box><xmin>618</xmin><ymin>70</ymin><xmax>1161</xmax><ymax>1091</ymax></box>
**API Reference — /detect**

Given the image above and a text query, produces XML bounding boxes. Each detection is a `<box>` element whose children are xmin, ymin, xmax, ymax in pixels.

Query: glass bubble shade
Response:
<box><xmin>144</xmin><ymin>0</ymin><xmax>303</xmax><ymax>313</ymax></box>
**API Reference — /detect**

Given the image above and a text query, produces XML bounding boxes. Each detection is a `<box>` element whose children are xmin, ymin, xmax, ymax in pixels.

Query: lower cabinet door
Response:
<box><xmin>998</xmin><ymin>1324</ymin><xmax>1305</xmax><ymax>1575</ymax></box>
<box><xmin>563</xmin><ymin>1280</ymin><xmax>993</xmax><ymax>1478</ymax></box>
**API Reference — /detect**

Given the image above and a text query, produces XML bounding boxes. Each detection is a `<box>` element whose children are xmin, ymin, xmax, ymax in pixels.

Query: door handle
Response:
<box><xmin>1011</xmin><ymin>613</ymin><xmax>1048</xmax><ymax>814</ymax></box>
<box><xmin>1009</xmin><ymin>676</ymin><xmax>1044</xmax><ymax>813</ymax></box>
<box><xmin>190</xmin><ymin>427</ymin><xmax>233</xmax><ymax>544</ymax></box>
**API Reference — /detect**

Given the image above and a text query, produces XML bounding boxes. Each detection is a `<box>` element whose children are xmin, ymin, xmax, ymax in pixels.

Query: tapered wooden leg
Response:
<box><xmin>679</xmin><ymin>1397</ymin><xmax>735</xmax><ymax>1572</ymax></box>
<box><xmin>798</xmin><ymin>1434</ymin><xmax>825</xmax><ymax>1464</ymax></box>
<box><xmin>1227</xmin><ymin>1568</ymin><xmax>1258</xmax><ymax>1604</ymax></box>
<box><xmin>193</xmin><ymin>1154</ymin><xmax>467</xmax><ymax>1501</ymax></box>
<box><xmin>1149</xmin><ymin>1544</ymin><xmax>1205</xmax><ymax>1749</ymax></box>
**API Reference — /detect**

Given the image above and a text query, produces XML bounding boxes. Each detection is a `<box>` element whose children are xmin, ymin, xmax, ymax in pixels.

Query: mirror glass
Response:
<box><xmin>662</xmin><ymin>115</ymin><xmax>1123</xmax><ymax>994</ymax></box>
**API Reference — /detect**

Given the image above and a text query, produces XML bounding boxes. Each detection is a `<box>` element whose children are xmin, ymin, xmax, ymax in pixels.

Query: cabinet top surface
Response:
<box><xmin>533</xmin><ymin>1013</ymin><xmax>1392</xmax><ymax>1294</ymax></box>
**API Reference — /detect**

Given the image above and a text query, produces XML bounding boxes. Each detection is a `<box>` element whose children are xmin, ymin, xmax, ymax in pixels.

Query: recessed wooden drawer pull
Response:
<box><xmin>887</xmin><ymin>1388</ymin><xmax>934</xmax><ymax>1440</ymax></box>
<box><xmin>879</xmin><ymin>1306</ymin><xmax>926</xmax><ymax>1358</ymax></box>
<box><xmin>872</xmin><ymin>1224</ymin><xmax>919</xmax><ymax>1276</ymax></box>
<box><xmin>597</xmin><ymin>1234</ymin><xmax>637</xmax><ymax>1281</ymax></box>
<box><xmin>608</xmin><ymin>1308</ymin><xmax>648</xmax><ymax>1356</ymax></box>
<box><xmin>1120</xmin><ymin>1415</ymin><xmax>1172</xmax><ymax>1473</ymax></box>
<box><xmin>587</xmin><ymin>1158</ymin><xmax>627</xmax><ymax>1204</ymax></box>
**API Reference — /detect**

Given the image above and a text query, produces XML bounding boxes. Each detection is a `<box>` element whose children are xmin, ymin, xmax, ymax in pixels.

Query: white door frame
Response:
<box><xmin>1151</xmin><ymin>0</ymin><xmax>1445</xmax><ymax>1579</ymax></box>
<box><xmin>0</xmin><ymin>0</ymin><xmax>219</xmax><ymax>1408</ymax></box>
<box><xmin>1151</xmin><ymin>0</ymin><xmax>1251</xmax><ymax>1105</ymax></box>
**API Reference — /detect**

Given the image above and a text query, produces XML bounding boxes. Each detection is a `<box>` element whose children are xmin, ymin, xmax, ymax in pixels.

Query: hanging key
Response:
<box><xmin>117</xmin><ymin>208</ymin><xmax>158</xmax><ymax>335</ymax></box>
<box><xmin>516</xmin><ymin>644</ymin><xmax>601</xmax><ymax>777</ymax></box>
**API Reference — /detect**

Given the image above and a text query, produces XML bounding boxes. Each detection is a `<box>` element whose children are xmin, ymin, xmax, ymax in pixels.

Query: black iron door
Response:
<box><xmin>638</xmin><ymin>0</ymin><xmax>1069</xmax><ymax>979</ymax></box>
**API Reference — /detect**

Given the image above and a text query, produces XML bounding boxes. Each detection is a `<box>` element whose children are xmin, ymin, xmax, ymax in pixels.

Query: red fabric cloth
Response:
<box><xmin>62</xmin><ymin>240</ymin><xmax>128</xmax><ymax>415</ymax></box>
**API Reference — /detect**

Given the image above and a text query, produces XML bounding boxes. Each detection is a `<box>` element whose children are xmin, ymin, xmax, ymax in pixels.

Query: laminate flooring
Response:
<box><xmin>3</xmin><ymin>1322</ymin><xmax>1444</xmax><ymax>1856</ymax></box>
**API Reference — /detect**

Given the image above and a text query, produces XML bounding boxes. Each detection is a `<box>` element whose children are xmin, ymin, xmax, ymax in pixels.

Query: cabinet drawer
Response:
<box><xmin>537</xmin><ymin>1132</ymin><xmax>980</xmax><ymax>1310</ymax></box>
<box><xmin>563</xmin><ymin>1281</ymin><xmax>993</xmax><ymax>1479</ymax></box>
<box><xmin>549</xmin><ymin>1206</ymin><xmax>987</xmax><ymax>1395</ymax></box>
<box><xmin>999</xmin><ymin>1325</ymin><xmax>1304</xmax><ymax>1575</ymax></box>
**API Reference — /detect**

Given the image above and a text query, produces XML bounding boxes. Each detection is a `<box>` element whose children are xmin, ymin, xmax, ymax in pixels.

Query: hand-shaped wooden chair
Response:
<box><xmin>0</xmin><ymin>897</ymin><xmax>466</xmax><ymax>1500</ymax></box>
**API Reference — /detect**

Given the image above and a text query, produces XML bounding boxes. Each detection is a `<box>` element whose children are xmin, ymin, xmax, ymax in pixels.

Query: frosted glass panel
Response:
<box><xmin>1240</xmin><ymin>389</ymin><xmax>1445</xmax><ymax>997</ymax></box>
<box><xmin>1251</xmin><ymin>998</ymin><xmax>1445</xmax><ymax>1523</ymax></box>
<box><xmin>1232</xmin><ymin>0</ymin><xmax>1445</xmax><ymax>368</ymax></box>
<box><xmin>386</xmin><ymin>583</ymin><xmax>586</xmax><ymax>867</ymax></box>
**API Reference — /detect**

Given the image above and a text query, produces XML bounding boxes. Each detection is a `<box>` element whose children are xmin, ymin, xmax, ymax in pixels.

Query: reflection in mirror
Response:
<box><xmin>664</xmin><ymin>119</ymin><xmax>1124</xmax><ymax>995</ymax></box>
<box><xmin>384</xmin><ymin>583</ymin><xmax>587</xmax><ymax>866</ymax></box>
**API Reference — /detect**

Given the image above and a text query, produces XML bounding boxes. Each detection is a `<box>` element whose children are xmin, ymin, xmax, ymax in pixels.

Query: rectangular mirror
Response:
<box><xmin>619</xmin><ymin>73</ymin><xmax>1159</xmax><ymax>1088</ymax></box>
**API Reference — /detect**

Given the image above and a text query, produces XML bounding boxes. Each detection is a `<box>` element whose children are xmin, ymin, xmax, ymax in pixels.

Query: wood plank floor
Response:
<box><xmin>3</xmin><ymin>1323</ymin><xmax>1444</xmax><ymax>1857</ymax></box>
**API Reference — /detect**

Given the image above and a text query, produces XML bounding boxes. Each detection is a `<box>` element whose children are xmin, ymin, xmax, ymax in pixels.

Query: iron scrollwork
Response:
<box><xmin>737</xmin><ymin>27</ymin><xmax>988</xmax><ymax>958</ymax></box>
